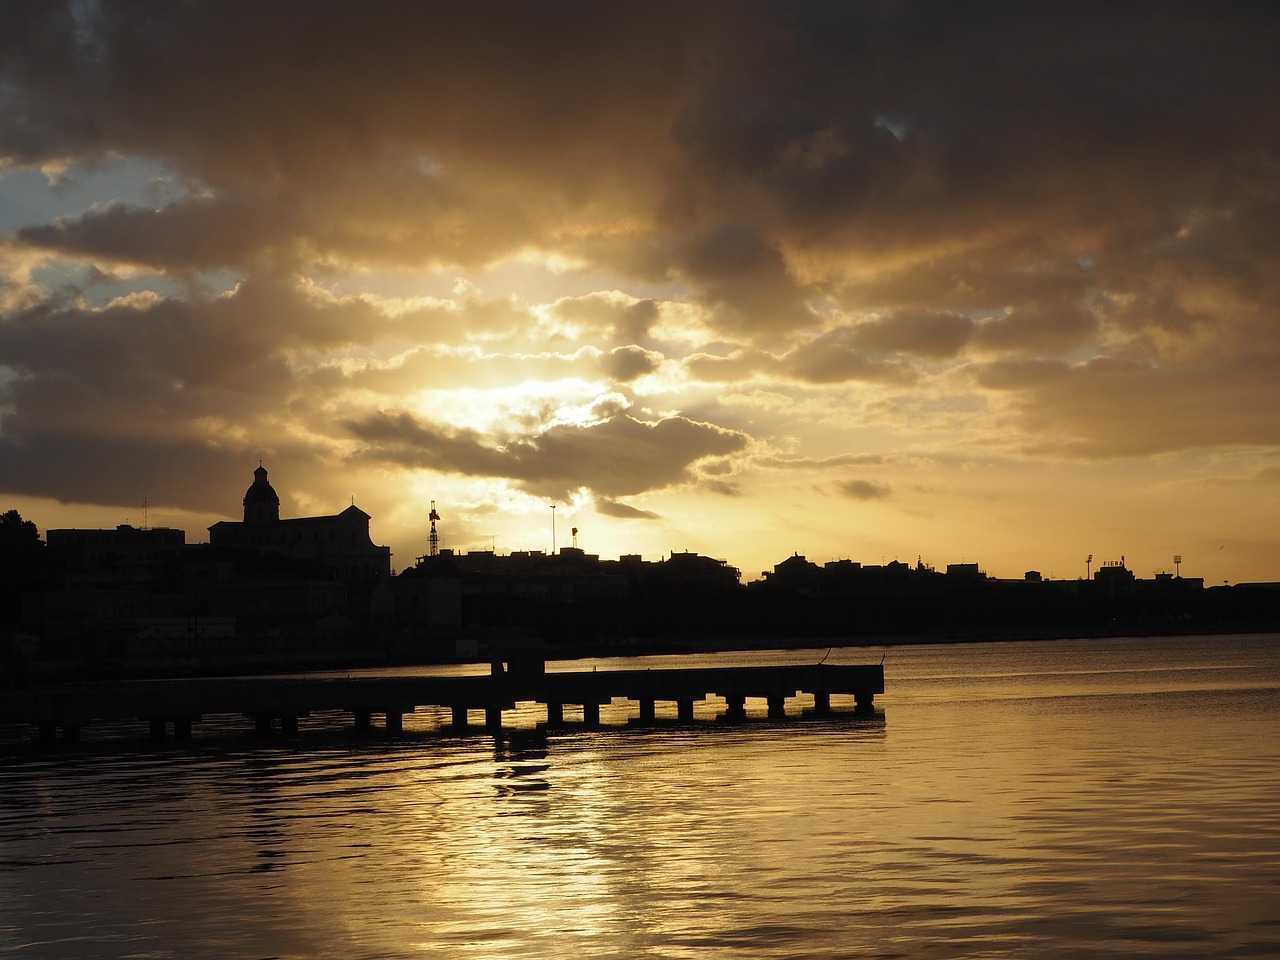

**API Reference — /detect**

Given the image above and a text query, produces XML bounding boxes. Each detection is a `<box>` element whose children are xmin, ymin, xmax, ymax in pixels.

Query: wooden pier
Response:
<box><xmin>0</xmin><ymin>660</ymin><xmax>884</xmax><ymax>744</ymax></box>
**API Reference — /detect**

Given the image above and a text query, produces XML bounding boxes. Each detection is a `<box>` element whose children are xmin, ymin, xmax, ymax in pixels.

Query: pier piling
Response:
<box><xmin>723</xmin><ymin>694</ymin><xmax>747</xmax><ymax>722</ymax></box>
<box><xmin>485</xmin><ymin>706</ymin><xmax>503</xmax><ymax>731</ymax></box>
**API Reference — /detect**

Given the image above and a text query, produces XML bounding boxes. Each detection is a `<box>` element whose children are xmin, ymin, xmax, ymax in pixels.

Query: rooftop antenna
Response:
<box><xmin>428</xmin><ymin>500</ymin><xmax>440</xmax><ymax>557</ymax></box>
<box><xmin>549</xmin><ymin>503</ymin><xmax>557</xmax><ymax>554</ymax></box>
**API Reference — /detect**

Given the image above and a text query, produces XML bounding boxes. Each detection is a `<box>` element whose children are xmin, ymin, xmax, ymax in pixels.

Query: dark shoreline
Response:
<box><xmin>5</xmin><ymin>620</ymin><xmax>1277</xmax><ymax>688</ymax></box>
<box><xmin>564</xmin><ymin>621</ymin><xmax>1280</xmax><ymax>661</ymax></box>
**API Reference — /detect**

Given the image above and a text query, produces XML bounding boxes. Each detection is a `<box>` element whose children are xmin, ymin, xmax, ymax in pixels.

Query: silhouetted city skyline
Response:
<box><xmin>3</xmin><ymin>471</ymin><xmax>1277</xmax><ymax>681</ymax></box>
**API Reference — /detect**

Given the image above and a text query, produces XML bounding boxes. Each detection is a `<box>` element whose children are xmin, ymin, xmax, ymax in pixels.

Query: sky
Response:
<box><xmin>1</xmin><ymin>1</ymin><xmax>1278</xmax><ymax>584</ymax></box>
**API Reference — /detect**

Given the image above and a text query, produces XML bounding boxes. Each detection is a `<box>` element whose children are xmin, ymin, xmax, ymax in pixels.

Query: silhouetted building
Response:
<box><xmin>28</xmin><ymin>525</ymin><xmax>187</xmax><ymax>646</ymax></box>
<box><xmin>208</xmin><ymin>465</ymin><xmax>391</xmax><ymax>582</ymax></box>
<box><xmin>1143</xmin><ymin>572</ymin><xmax>1205</xmax><ymax>593</ymax></box>
<box><xmin>47</xmin><ymin>524</ymin><xmax>185</xmax><ymax>584</ymax></box>
<box><xmin>759</xmin><ymin>554</ymin><xmax>824</xmax><ymax>593</ymax></box>
<box><xmin>1094</xmin><ymin>559</ymin><xmax>1135</xmax><ymax>596</ymax></box>
<box><xmin>647</xmin><ymin>551</ymin><xmax>741</xmax><ymax>593</ymax></box>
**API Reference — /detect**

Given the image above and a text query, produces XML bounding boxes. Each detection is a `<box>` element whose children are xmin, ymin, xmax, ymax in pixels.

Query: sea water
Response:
<box><xmin>1</xmin><ymin>633</ymin><xmax>1277</xmax><ymax>959</ymax></box>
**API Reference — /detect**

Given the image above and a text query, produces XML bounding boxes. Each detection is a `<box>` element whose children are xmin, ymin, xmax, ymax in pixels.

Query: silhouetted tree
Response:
<box><xmin>0</xmin><ymin>509</ymin><xmax>49</xmax><ymax>624</ymax></box>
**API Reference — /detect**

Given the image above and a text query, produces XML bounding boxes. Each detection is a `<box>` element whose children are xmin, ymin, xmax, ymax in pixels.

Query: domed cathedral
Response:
<box><xmin>208</xmin><ymin>465</ymin><xmax>392</xmax><ymax>582</ymax></box>
<box><xmin>243</xmin><ymin>465</ymin><xmax>280</xmax><ymax>524</ymax></box>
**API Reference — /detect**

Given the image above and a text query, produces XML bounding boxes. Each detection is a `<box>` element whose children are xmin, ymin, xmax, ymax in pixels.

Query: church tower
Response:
<box><xmin>243</xmin><ymin>465</ymin><xmax>281</xmax><ymax>525</ymax></box>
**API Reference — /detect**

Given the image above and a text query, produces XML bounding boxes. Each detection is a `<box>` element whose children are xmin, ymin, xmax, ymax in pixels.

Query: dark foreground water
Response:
<box><xmin>2</xmin><ymin>633</ymin><xmax>1278</xmax><ymax>959</ymax></box>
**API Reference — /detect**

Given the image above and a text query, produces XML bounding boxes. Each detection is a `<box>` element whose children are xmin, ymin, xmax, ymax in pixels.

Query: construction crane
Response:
<box><xmin>428</xmin><ymin>500</ymin><xmax>441</xmax><ymax>557</ymax></box>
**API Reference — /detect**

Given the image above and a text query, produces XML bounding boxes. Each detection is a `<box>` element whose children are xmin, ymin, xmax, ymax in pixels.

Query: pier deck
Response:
<box><xmin>0</xmin><ymin>661</ymin><xmax>884</xmax><ymax>743</ymax></box>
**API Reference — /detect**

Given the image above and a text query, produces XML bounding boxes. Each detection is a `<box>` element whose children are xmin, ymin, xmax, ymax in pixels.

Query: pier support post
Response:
<box><xmin>545</xmin><ymin>702</ymin><xmax>564</xmax><ymax>727</ymax></box>
<box><xmin>38</xmin><ymin>722</ymin><xmax>57</xmax><ymax>746</ymax></box>
<box><xmin>677</xmin><ymin>699</ymin><xmax>695</xmax><ymax>722</ymax></box>
<box><xmin>767</xmin><ymin>695</ymin><xmax>787</xmax><ymax>720</ymax></box>
<box><xmin>854</xmin><ymin>691</ymin><xmax>875</xmax><ymax>715</ymax></box>
<box><xmin>352</xmin><ymin>710</ymin><xmax>372</xmax><ymax>735</ymax></box>
<box><xmin>253</xmin><ymin>714</ymin><xmax>273</xmax><ymax>739</ymax></box>
<box><xmin>62</xmin><ymin>725</ymin><xmax>81</xmax><ymax>745</ymax></box>
<box><xmin>485</xmin><ymin>706</ymin><xmax>503</xmax><ymax>731</ymax></box>
<box><xmin>451</xmin><ymin>705</ymin><xmax>469</xmax><ymax>730</ymax></box>
<box><xmin>173</xmin><ymin>718</ymin><xmax>193</xmax><ymax>742</ymax></box>
<box><xmin>581</xmin><ymin>702</ymin><xmax>601</xmax><ymax>726</ymax></box>
<box><xmin>723</xmin><ymin>694</ymin><xmax>747</xmax><ymax>722</ymax></box>
<box><xmin>638</xmin><ymin>699</ymin><xmax>656</xmax><ymax>724</ymax></box>
<box><xmin>280</xmin><ymin>715</ymin><xmax>299</xmax><ymax>737</ymax></box>
<box><xmin>149</xmin><ymin>718</ymin><xmax>166</xmax><ymax>742</ymax></box>
<box><xmin>812</xmin><ymin>691</ymin><xmax>831</xmax><ymax>717</ymax></box>
<box><xmin>385</xmin><ymin>711</ymin><xmax>403</xmax><ymax>734</ymax></box>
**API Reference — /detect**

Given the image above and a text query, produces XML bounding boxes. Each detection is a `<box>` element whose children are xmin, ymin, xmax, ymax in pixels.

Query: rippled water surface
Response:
<box><xmin>2</xmin><ymin>634</ymin><xmax>1278</xmax><ymax>959</ymax></box>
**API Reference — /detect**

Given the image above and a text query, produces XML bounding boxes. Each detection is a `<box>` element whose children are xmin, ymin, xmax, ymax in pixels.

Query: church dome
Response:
<box><xmin>243</xmin><ymin>465</ymin><xmax>280</xmax><ymax>523</ymax></box>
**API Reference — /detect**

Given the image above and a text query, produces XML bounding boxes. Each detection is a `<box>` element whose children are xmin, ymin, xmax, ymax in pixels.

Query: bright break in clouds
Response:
<box><xmin>1</xmin><ymin>1</ymin><xmax>1278</xmax><ymax>582</ymax></box>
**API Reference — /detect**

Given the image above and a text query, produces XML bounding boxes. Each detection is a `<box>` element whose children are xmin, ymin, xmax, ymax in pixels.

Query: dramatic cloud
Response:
<box><xmin>17</xmin><ymin>195</ymin><xmax>299</xmax><ymax>273</ymax></box>
<box><xmin>1</xmin><ymin>2</ymin><xmax>1277</xmax><ymax>580</ymax></box>
<box><xmin>604</xmin><ymin>345</ymin><xmax>663</xmax><ymax>383</ymax></box>
<box><xmin>763</xmin><ymin>454</ymin><xmax>889</xmax><ymax>470</ymax></box>
<box><xmin>595</xmin><ymin>499</ymin><xmax>663</xmax><ymax>521</ymax></box>
<box><xmin>835</xmin><ymin>479</ymin><xmax>893</xmax><ymax>502</ymax></box>
<box><xmin>978</xmin><ymin>354</ymin><xmax>1280</xmax><ymax>457</ymax></box>
<box><xmin>551</xmin><ymin>294</ymin><xmax>661</xmax><ymax>345</ymax></box>
<box><xmin>853</xmin><ymin>311</ymin><xmax>975</xmax><ymax>360</ymax></box>
<box><xmin>783</xmin><ymin>329</ymin><xmax>919</xmax><ymax>385</ymax></box>
<box><xmin>344</xmin><ymin>411</ymin><xmax>750</xmax><ymax>501</ymax></box>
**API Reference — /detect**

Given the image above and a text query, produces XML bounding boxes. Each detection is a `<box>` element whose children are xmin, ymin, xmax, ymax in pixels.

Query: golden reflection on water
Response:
<box><xmin>1</xmin><ymin>635</ymin><xmax>1277</xmax><ymax>959</ymax></box>
<box><xmin>270</xmin><ymin>717</ymin><xmax>892</xmax><ymax>959</ymax></box>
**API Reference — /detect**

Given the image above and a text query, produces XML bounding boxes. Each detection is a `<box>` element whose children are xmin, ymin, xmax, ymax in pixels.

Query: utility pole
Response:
<box><xmin>549</xmin><ymin>503</ymin><xmax>557</xmax><ymax>555</ymax></box>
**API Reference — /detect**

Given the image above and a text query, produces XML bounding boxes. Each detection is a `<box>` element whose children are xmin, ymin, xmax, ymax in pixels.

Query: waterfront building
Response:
<box><xmin>47</xmin><ymin>524</ymin><xmax>185</xmax><ymax>585</ymax></box>
<box><xmin>208</xmin><ymin>465</ymin><xmax>391</xmax><ymax>582</ymax></box>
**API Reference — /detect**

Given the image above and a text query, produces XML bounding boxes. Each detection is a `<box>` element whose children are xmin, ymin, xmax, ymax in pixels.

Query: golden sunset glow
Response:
<box><xmin>1</xmin><ymin>4</ymin><xmax>1277</xmax><ymax>583</ymax></box>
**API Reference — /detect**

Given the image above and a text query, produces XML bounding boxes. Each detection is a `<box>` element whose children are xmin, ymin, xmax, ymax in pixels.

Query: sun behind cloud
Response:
<box><xmin>1</xmin><ymin>2</ymin><xmax>1278</xmax><ymax>583</ymax></box>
